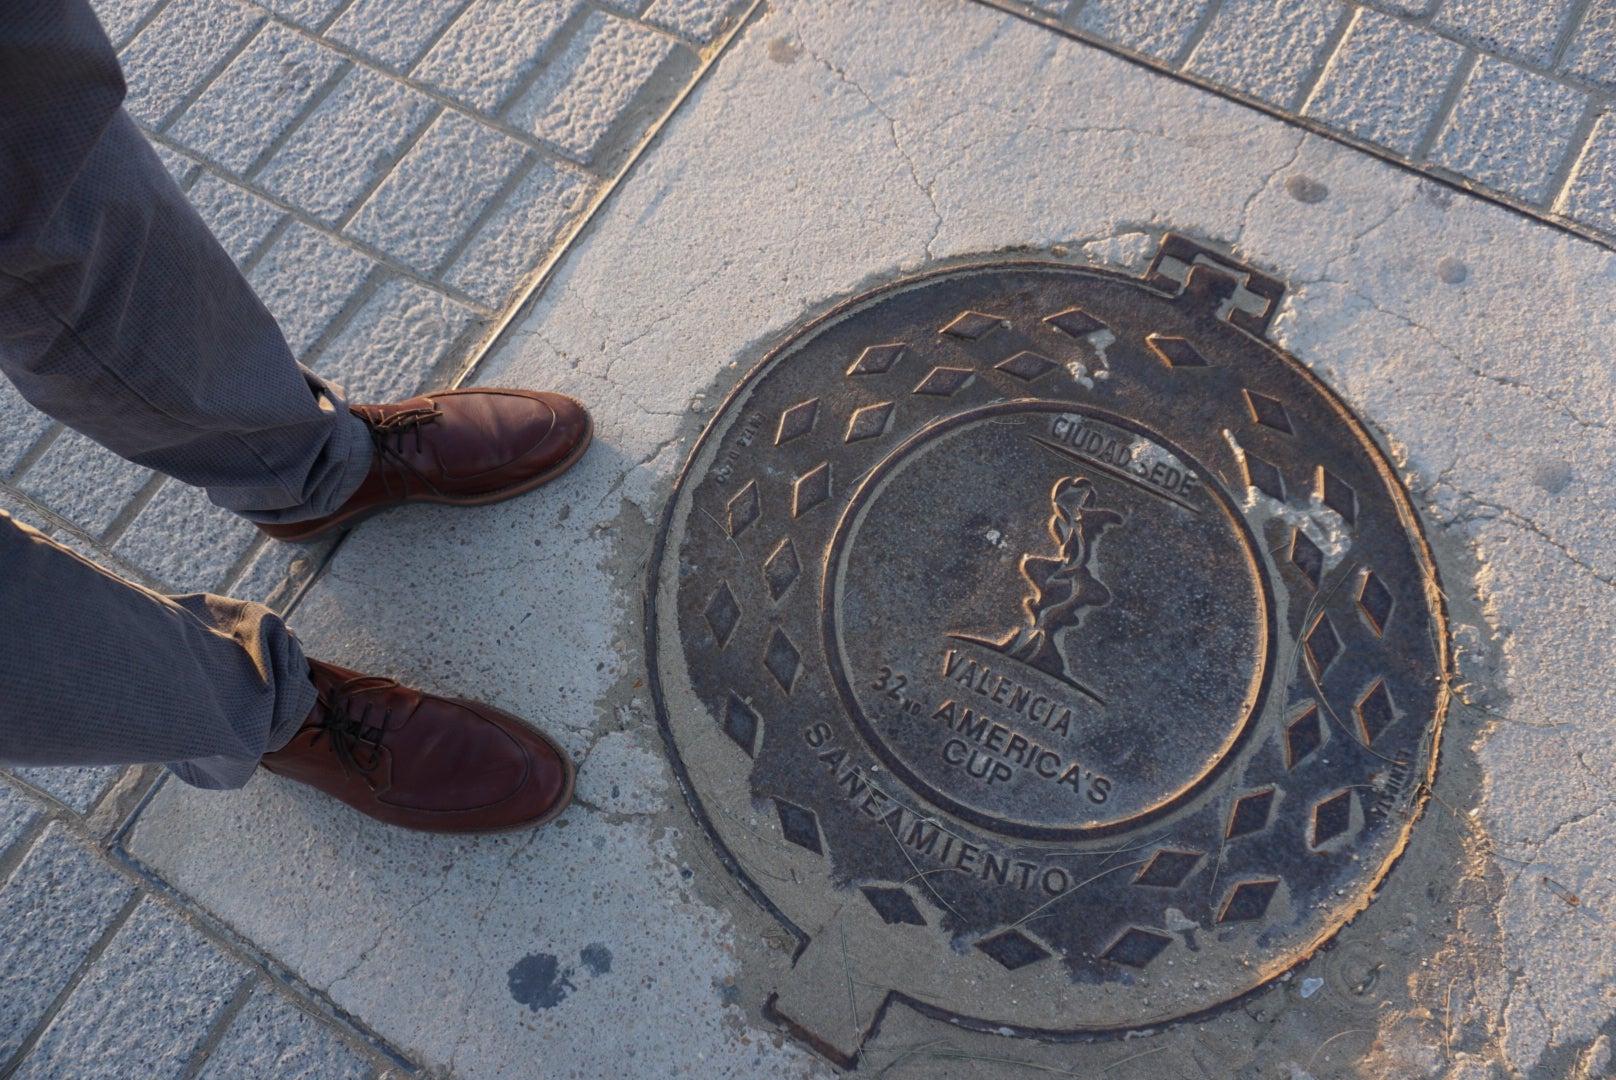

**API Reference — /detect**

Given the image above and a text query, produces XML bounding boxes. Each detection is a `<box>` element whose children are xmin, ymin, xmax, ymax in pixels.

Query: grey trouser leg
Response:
<box><xmin>0</xmin><ymin>1</ymin><xmax>369</xmax><ymax>786</ymax></box>
<box><xmin>0</xmin><ymin>513</ymin><xmax>314</xmax><ymax>789</ymax></box>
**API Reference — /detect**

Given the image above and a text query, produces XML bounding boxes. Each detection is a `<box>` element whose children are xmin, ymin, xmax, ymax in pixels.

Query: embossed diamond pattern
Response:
<box><xmin>913</xmin><ymin>366</ymin><xmax>975</xmax><ymax>396</ymax></box>
<box><xmin>773</xmin><ymin>798</ymin><xmax>822</xmax><ymax>854</ymax></box>
<box><xmin>723</xmin><ymin>693</ymin><xmax>760</xmax><ymax>756</ymax></box>
<box><xmin>1226</xmin><ymin>788</ymin><xmax>1275</xmax><ymax>839</ymax></box>
<box><xmin>1146</xmin><ymin>334</ymin><xmax>1209</xmax><ymax>367</ymax></box>
<box><xmin>995</xmin><ymin>351</ymin><xmax>1060</xmax><ymax>381</ymax></box>
<box><xmin>1218</xmin><ymin>879</ymin><xmax>1280</xmax><ymax>922</ymax></box>
<box><xmin>764</xmin><ymin>628</ymin><xmax>801</xmax><ymax>692</ymax></box>
<box><xmin>727</xmin><ymin>481</ymin><xmax>760</xmax><ymax>537</ymax></box>
<box><xmin>1321</xmin><ymin>468</ymin><xmax>1357</xmax><ymax>524</ymax></box>
<box><xmin>847</xmin><ymin>343</ymin><xmax>906</xmax><ymax>376</ymax></box>
<box><xmin>1044</xmin><ymin>307</ymin><xmax>1106</xmax><ymax>337</ymax></box>
<box><xmin>975</xmin><ymin>930</ymin><xmax>1050</xmax><ymax>970</ymax></box>
<box><xmin>1245</xmin><ymin>390</ymin><xmax>1294</xmax><ymax>434</ymax></box>
<box><xmin>1102</xmin><ymin>927</ymin><xmax>1174</xmax><ymax>968</ymax></box>
<box><xmin>1289</xmin><ymin>529</ymin><xmax>1323</xmax><ymax>587</ymax></box>
<box><xmin>941</xmin><ymin>310</ymin><xmax>1005</xmax><ymax>340</ymax></box>
<box><xmin>1134</xmin><ymin>849</ymin><xmax>1203</xmax><ymax>888</ymax></box>
<box><xmin>860</xmin><ymin>886</ymin><xmax>926</xmax><ymax>926</ymax></box>
<box><xmin>762</xmin><ymin>538</ymin><xmax>801</xmax><ymax>601</ymax></box>
<box><xmin>1286</xmin><ymin>704</ymin><xmax>1323</xmax><ymax>768</ymax></box>
<box><xmin>1242</xmin><ymin>451</ymin><xmax>1286</xmax><ymax>502</ymax></box>
<box><xmin>1359</xmin><ymin>571</ymin><xmax>1394</xmax><ymax>634</ymax></box>
<box><xmin>1357</xmin><ymin>680</ymin><xmax>1396</xmax><ymax>745</ymax></box>
<box><xmin>845</xmin><ymin>402</ymin><xmax>895</xmax><ymax>442</ymax></box>
<box><xmin>1306</xmin><ymin>613</ymin><xmax>1342</xmax><ymax>673</ymax></box>
<box><xmin>792</xmin><ymin>463</ymin><xmax>831</xmax><ymax>517</ymax></box>
<box><xmin>703</xmin><ymin>582</ymin><xmax>740</xmax><ymax>647</ymax></box>
<box><xmin>775</xmin><ymin>399</ymin><xmax>819</xmax><ymax>445</ymax></box>
<box><xmin>1312</xmin><ymin>789</ymin><xmax>1354</xmax><ymax>847</ymax></box>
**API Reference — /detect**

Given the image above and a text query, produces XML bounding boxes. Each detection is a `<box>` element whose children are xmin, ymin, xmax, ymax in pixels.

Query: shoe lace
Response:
<box><xmin>359</xmin><ymin>404</ymin><xmax>444</xmax><ymax>500</ymax></box>
<box><xmin>309</xmin><ymin>676</ymin><xmax>399</xmax><ymax>785</ymax></box>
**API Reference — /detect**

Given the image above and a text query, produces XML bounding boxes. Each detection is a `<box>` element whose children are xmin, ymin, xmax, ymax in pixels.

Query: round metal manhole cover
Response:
<box><xmin>648</xmin><ymin>237</ymin><xmax>1447</xmax><ymax>1051</ymax></box>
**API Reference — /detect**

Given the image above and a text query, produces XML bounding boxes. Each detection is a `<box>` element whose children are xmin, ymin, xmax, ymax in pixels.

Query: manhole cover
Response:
<box><xmin>648</xmin><ymin>236</ymin><xmax>1447</xmax><ymax>1061</ymax></box>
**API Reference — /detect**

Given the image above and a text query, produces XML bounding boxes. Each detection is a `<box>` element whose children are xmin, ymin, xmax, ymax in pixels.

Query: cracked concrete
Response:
<box><xmin>104</xmin><ymin>0</ymin><xmax>1616</xmax><ymax>1074</ymax></box>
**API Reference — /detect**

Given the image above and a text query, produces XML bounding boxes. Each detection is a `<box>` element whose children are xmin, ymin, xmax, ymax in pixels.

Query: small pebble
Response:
<box><xmin>1284</xmin><ymin>175</ymin><xmax>1329</xmax><ymax>204</ymax></box>
<box><xmin>1437</xmin><ymin>256</ymin><xmax>1468</xmax><ymax>285</ymax></box>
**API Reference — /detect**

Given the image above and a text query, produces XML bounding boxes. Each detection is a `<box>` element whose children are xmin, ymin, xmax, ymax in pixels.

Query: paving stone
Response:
<box><xmin>148</xmin><ymin>140</ymin><xmax>200</xmax><ymax>189</ymax></box>
<box><xmin>328</xmin><ymin>0</ymin><xmax>471</xmax><ymax>71</ymax></box>
<box><xmin>1430</xmin><ymin>57</ymin><xmax>1587</xmax><ymax>203</ymax></box>
<box><xmin>117</xmin><ymin>0</ymin><xmax>264</xmax><ymax>129</ymax></box>
<box><xmin>0</xmin><ymin>383</ymin><xmax>54</xmax><ymax>481</ymax></box>
<box><xmin>254</xmin><ymin>0</ymin><xmax>348</xmax><ymax>30</ymax></box>
<box><xmin>1558</xmin><ymin>111</ymin><xmax>1616</xmax><ymax>233</ymax></box>
<box><xmin>642</xmin><ymin>0</ymin><xmax>739</xmax><ymax>44</ymax></box>
<box><xmin>255</xmin><ymin>67</ymin><xmax>438</xmax><ymax>225</ymax></box>
<box><xmin>597</xmin><ymin>0</ymin><xmax>652</xmax><ymax>14</ymax></box>
<box><xmin>0</xmin><ymin>824</ymin><xmax>136</xmax><ymax>1064</ymax></box>
<box><xmin>1303</xmin><ymin>6</ymin><xmax>1468</xmax><ymax>156</ymax></box>
<box><xmin>168</xmin><ymin>24</ymin><xmax>345</xmax><ymax>174</ymax></box>
<box><xmin>184</xmin><ymin>172</ymin><xmax>285</xmax><ymax>266</ymax></box>
<box><xmin>0</xmin><ymin>780</ymin><xmax>41</xmax><ymax>862</ymax></box>
<box><xmin>1071</xmin><ymin>0</ymin><xmax>1215</xmax><ymax>62</ymax></box>
<box><xmin>16</xmin><ymin>430</ymin><xmax>152</xmax><ymax>539</ymax></box>
<box><xmin>1186</xmin><ymin>0</ymin><xmax>1343</xmax><ymax>108</ymax></box>
<box><xmin>444</xmin><ymin>158</ymin><xmax>594</xmax><ymax>306</ymax></box>
<box><xmin>196</xmin><ymin>985</ymin><xmax>373</xmax><ymax>1080</ymax></box>
<box><xmin>0</xmin><ymin>486</ymin><xmax>57</xmax><ymax>536</ymax></box>
<box><xmin>313</xmin><ymin>278</ymin><xmax>477</xmax><ymax>402</ymax></box>
<box><xmin>1434</xmin><ymin>0</ymin><xmax>1581</xmax><ymax>67</ymax></box>
<box><xmin>16</xmin><ymin>899</ymin><xmax>250</xmax><ymax>1080</ymax></box>
<box><xmin>1359</xmin><ymin>0</ymin><xmax>1436</xmax><ymax>15</ymax></box>
<box><xmin>223</xmin><ymin>538</ymin><xmax>322</xmax><ymax>611</ymax></box>
<box><xmin>9</xmin><ymin>768</ymin><xmax>120</xmax><ymax>816</ymax></box>
<box><xmin>414</xmin><ymin>0</ymin><xmax>581</xmax><ymax>114</ymax></box>
<box><xmin>1562</xmin><ymin>0</ymin><xmax>1616</xmax><ymax>91</ymax></box>
<box><xmin>246</xmin><ymin>222</ymin><xmax>374</xmax><ymax>357</ymax></box>
<box><xmin>510</xmin><ymin>11</ymin><xmax>679</xmax><ymax>163</ymax></box>
<box><xmin>346</xmin><ymin>110</ymin><xmax>528</xmax><ymax>276</ymax></box>
<box><xmin>90</xmin><ymin>0</ymin><xmax>166</xmax><ymax>49</ymax></box>
<box><xmin>112</xmin><ymin>479</ymin><xmax>261</xmax><ymax>594</ymax></box>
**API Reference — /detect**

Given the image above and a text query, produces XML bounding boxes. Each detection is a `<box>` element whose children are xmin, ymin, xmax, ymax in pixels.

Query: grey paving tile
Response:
<box><xmin>1562</xmin><ymin>0</ymin><xmax>1616</xmax><ymax>91</ymax></box>
<box><xmin>0</xmin><ymin>486</ymin><xmax>56</xmax><ymax>535</ymax></box>
<box><xmin>255</xmin><ymin>0</ymin><xmax>347</xmax><ymax>30</ymax></box>
<box><xmin>346</xmin><ymin>110</ymin><xmax>528</xmax><ymax>276</ymax></box>
<box><xmin>148</xmin><ymin>140</ymin><xmax>200</xmax><ymax>189</ymax></box>
<box><xmin>414</xmin><ymin>0</ymin><xmax>581</xmax><ymax>114</ymax></box>
<box><xmin>511</xmin><ymin>10</ymin><xmax>680</xmax><ymax>163</ymax></box>
<box><xmin>0</xmin><ymin>780</ymin><xmax>42</xmax><ymax>862</ymax></box>
<box><xmin>112</xmin><ymin>479</ymin><xmax>261</xmax><ymax>594</ymax></box>
<box><xmin>0</xmin><ymin>824</ymin><xmax>136</xmax><ymax>1064</ymax></box>
<box><xmin>1186</xmin><ymin>0</ymin><xmax>1343</xmax><ymax>108</ymax></box>
<box><xmin>328</xmin><ymin>0</ymin><xmax>470</xmax><ymax>71</ymax></box>
<box><xmin>118</xmin><ymin>0</ymin><xmax>265</xmax><ymax>129</ymax></box>
<box><xmin>185</xmin><ymin>172</ymin><xmax>286</xmax><ymax>266</ymax></box>
<box><xmin>168</xmin><ymin>24</ymin><xmax>345</xmax><ymax>174</ymax></box>
<box><xmin>15</xmin><ymin>430</ymin><xmax>152</xmax><ymax>539</ymax></box>
<box><xmin>246</xmin><ymin>223</ymin><xmax>374</xmax><ymax>358</ymax></box>
<box><xmin>1430</xmin><ymin>57</ymin><xmax>1586</xmax><ymax>203</ymax></box>
<box><xmin>9</xmin><ymin>768</ymin><xmax>120</xmax><ymax>816</ymax></box>
<box><xmin>597</xmin><ymin>0</ymin><xmax>651</xmax><ymax>13</ymax></box>
<box><xmin>1434</xmin><ymin>0</ymin><xmax>1580</xmax><ymax>67</ymax></box>
<box><xmin>643</xmin><ymin>0</ymin><xmax>741</xmax><ymax>44</ymax></box>
<box><xmin>0</xmin><ymin>383</ymin><xmax>54</xmax><ymax>481</ymax></box>
<box><xmin>90</xmin><ymin>0</ymin><xmax>166</xmax><ymax>49</ymax></box>
<box><xmin>1360</xmin><ymin>0</ymin><xmax>1436</xmax><ymax>15</ymax></box>
<box><xmin>224</xmin><ymin>538</ymin><xmax>324</xmax><ymax>611</ymax></box>
<box><xmin>16</xmin><ymin>899</ymin><xmax>250</xmax><ymax>1080</ymax></box>
<box><xmin>313</xmin><ymin>277</ymin><xmax>478</xmax><ymax>402</ymax></box>
<box><xmin>444</xmin><ymin>158</ymin><xmax>595</xmax><ymax>306</ymax></box>
<box><xmin>1072</xmin><ymin>0</ymin><xmax>1215</xmax><ymax>61</ymax></box>
<box><xmin>196</xmin><ymin>985</ymin><xmax>373</xmax><ymax>1080</ymax></box>
<box><xmin>1302</xmin><ymin>6</ymin><xmax>1467</xmax><ymax>156</ymax></box>
<box><xmin>1558</xmin><ymin>111</ymin><xmax>1616</xmax><ymax>233</ymax></box>
<box><xmin>255</xmin><ymin>66</ymin><xmax>438</xmax><ymax>225</ymax></box>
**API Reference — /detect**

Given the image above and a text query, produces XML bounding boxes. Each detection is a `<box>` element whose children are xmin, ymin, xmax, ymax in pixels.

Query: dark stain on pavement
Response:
<box><xmin>508</xmin><ymin>953</ymin><xmax>576</xmax><ymax>1010</ymax></box>
<box><xmin>580</xmin><ymin>943</ymin><xmax>612</xmax><ymax>975</ymax></box>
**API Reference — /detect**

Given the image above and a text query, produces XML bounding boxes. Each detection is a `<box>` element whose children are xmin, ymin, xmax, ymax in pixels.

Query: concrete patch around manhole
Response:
<box><xmin>647</xmin><ymin>240</ymin><xmax>1454</xmax><ymax>1061</ymax></box>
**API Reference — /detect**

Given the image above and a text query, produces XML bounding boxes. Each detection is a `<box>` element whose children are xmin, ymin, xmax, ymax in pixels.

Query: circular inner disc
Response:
<box><xmin>648</xmin><ymin>255</ymin><xmax>1447</xmax><ymax>1039</ymax></box>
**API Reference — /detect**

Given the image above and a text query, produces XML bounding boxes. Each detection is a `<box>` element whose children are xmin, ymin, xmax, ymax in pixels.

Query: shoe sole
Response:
<box><xmin>267</xmin><ymin>404</ymin><xmax>594</xmax><ymax>544</ymax></box>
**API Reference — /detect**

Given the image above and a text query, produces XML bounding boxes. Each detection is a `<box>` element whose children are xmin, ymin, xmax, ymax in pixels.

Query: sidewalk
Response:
<box><xmin>4</xmin><ymin>0</ymin><xmax>1616</xmax><ymax>1076</ymax></box>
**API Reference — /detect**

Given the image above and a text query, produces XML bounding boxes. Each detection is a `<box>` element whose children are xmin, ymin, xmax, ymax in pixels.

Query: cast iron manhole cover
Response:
<box><xmin>648</xmin><ymin>236</ymin><xmax>1447</xmax><ymax>1062</ymax></box>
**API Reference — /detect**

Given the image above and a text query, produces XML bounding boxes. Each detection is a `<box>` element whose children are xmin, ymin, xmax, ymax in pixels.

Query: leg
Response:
<box><xmin>0</xmin><ymin>511</ymin><xmax>313</xmax><ymax>789</ymax></box>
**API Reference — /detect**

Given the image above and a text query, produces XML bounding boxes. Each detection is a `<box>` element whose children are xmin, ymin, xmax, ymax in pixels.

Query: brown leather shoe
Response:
<box><xmin>261</xmin><ymin>660</ymin><xmax>575</xmax><ymax>833</ymax></box>
<box><xmin>260</xmin><ymin>388</ymin><xmax>591</xmax><ymax>543</ymax></box>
